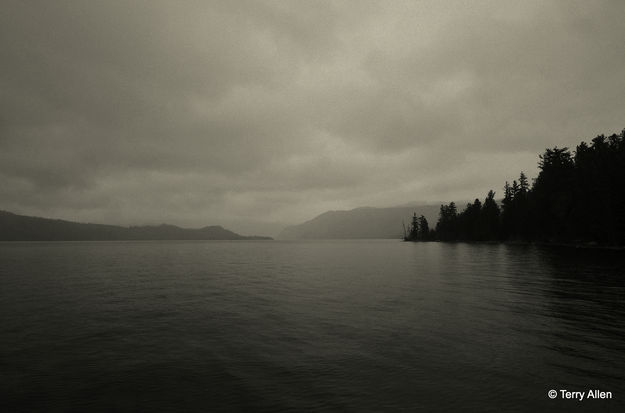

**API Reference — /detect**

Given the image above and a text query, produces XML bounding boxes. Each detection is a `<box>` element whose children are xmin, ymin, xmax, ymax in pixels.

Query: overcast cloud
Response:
<box><xmin>1</xmin><ymin>0</ymin><xmax>624</xmax><ymax>236</ymax></box>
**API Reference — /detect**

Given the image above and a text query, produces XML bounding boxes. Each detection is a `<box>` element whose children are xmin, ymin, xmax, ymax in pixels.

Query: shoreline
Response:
<box><xmin>404</xmin><ymin>238</ymin><xmax>625</xmax><ymax>251</ymax></box>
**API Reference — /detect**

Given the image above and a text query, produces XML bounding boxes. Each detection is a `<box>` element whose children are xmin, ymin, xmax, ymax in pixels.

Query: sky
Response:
<box><xmin>1</xmin><ymin>0</ymin><xmax>624</xmax><ymax>236</ymax></box>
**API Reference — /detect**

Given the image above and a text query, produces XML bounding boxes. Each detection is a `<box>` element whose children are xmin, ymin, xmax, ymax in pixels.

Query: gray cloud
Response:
<box><xmin>2</xmin><ymin>0</ymin><xmax>624</xmax><ymax>236</ymax></box>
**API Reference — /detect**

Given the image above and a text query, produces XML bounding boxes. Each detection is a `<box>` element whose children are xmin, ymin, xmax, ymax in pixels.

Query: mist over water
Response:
<box><xmin>1</xmin><ymin>240</ymin><xmax>624</xmax><ymax>412</ymax></box>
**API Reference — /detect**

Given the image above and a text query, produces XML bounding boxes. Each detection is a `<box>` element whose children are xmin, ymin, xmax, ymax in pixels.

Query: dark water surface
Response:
<box><xmin>1</xmin><ymin>240</ymin><xmax>624</xmax><ymax>412</ymax></box>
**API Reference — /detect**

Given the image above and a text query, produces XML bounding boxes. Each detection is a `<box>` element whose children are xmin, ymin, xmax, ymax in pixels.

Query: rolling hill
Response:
<box><xmin>278</xmin><ymin>205</ymin><xmax>442</xmax><ymax>239</ymax></box>
<box><xmin>0</xmin><ymin>210</ymin><xmax>272</xmax><ymax>241</ymax></box>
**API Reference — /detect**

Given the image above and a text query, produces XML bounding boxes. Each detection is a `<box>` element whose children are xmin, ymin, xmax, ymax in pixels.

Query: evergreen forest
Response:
<box><xmin>405</xmin><ymin>129</ymin><xmax>625</xmax><ymax>246</ymax></box>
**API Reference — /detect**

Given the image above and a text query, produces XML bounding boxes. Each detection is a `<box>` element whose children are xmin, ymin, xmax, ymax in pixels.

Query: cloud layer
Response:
<box><xmin>2</xmin><ymin>1</ymin><xmax>624</xmax><ymax>235</ymax></box>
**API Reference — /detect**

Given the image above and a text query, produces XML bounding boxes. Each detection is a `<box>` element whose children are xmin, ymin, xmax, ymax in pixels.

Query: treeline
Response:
<box><xmin>406</xmin><ymin>129</ymin><xmax>625</xmax><ymax>245</ymax></box>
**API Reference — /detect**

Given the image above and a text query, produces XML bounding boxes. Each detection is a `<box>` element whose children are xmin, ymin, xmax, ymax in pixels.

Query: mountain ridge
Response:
<box><xmin>278</xmin><ymin>204</ymin><xmax>442</xmax><ymax>239</ymax></box>
<box><xmin>0</xmin><ymin>210</ymin><xmax>272</xmax><ymax>241</ymax></box>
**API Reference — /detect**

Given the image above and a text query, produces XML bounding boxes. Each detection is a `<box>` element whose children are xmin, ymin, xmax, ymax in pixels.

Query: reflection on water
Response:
<box><xmin>0</xmin><ymin>240</ymin><xmax>624</xmax><ymax>412</ymax></box>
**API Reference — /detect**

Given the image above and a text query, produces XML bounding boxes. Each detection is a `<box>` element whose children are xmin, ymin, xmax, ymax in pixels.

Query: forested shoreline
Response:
<box><xmin>406</xmin><ymin>129</ymin><xmax>625</xmax><ymax>246</ymax></box>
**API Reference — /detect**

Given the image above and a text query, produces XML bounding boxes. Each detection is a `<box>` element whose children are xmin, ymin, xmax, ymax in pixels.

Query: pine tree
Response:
<box><xmin>482</xmin><ymin>190</ymin><xmax>500</xmax><ymax>240</ymax></box>
<box><xmin>418</xmin><ymin>215</ymin><xmax>429</xmax><ymax>240</ymax></box>
<box><xmin>410</xmin><ymin>212</ymin><xmax>419</xmax><ymax>240</ymax></box>
<box><xmin>519</xmin><ymin>172</ymin><xmax>529</xmax><ymax>195</ymax></box>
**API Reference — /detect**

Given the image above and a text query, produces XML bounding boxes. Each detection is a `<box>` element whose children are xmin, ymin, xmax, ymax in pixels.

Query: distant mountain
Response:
<box><xmin>278</xmin><ymin>205</ymin><xmax>442</xmax><ymax>239</ymax></box>
<box><xmin>0</xmin><ymin>211</ymin><xmax>272</xmax><ymax>241</ymax></box>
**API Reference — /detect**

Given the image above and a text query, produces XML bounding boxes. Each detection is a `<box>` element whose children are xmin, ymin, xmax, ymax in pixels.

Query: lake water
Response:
<box><xmin>1</xmin><ymin>240</ymin><xmax>624</xmax><ymax>412</ymax></box>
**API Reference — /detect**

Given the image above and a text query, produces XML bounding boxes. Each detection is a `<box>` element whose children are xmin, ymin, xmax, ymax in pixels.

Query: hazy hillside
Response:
<box><xmin>0</xmin><ymin>211</ymin><xmax>272</xmax><ymax>241</ymax></box>
<box><xmin>279</xmin><ymin>205</ymin><xmax>441</xmax><ymax>239</ymax></box>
